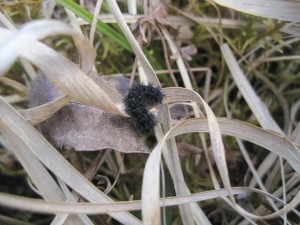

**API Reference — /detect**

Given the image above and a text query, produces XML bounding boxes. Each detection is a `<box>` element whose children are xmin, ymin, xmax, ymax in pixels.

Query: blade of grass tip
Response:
<box><xmin>56</xmin><ymin>0</ymin><xmax>132</xmax><ymax>52</ymax></box>
<box><xmin>106</xmin><ymin>0</ymin><xmax>160</xmax><ymax>86</ymax></box>
<box><xmin>0</xmin><ymin>97</ymin><xmax>142</xmax><ymax>225</ymax></box>
<box><xmin>65</xmin><ymin>8</ymin><xmax>85</xmax><ymax>34</ymax></box>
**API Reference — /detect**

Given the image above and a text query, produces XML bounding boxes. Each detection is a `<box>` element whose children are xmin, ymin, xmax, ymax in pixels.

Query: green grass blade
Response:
<box><xmin>56</xmin><ymin>0</ymin><xmax>133</xmax><ymax>52</ymax></box>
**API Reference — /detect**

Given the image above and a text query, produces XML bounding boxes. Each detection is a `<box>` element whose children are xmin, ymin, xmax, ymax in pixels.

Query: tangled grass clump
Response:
<box><xmin>0</xmin><ymin>0</ymin><xmax>299</xmax><ymax>225</ymax></box>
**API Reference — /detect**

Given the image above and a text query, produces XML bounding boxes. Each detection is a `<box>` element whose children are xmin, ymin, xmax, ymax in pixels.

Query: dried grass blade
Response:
<box><xmin>212</xmin><ymin>0</ymin><xmax>300</xmax><ymax>22</ymax></box>
<box><xmin>2</xmin><ymin>184</ymin><xmax>297</xmax><ymax>221</ymax></box>
<box><xmin>0</xmin><ymin>187</ymin><xmax>288</xmax><ymax>215</ymax></box>
<box><xmin>19</xmin><ymin>95</ymin><xmax>71</xmax><ymax>125</ymax></box>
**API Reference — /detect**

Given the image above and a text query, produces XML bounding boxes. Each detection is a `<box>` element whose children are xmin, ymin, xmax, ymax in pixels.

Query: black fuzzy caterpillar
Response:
<box><xmin>124</xmin><ymin>84</ymin><xmax>164</xmax><ymax>135</ymax></box>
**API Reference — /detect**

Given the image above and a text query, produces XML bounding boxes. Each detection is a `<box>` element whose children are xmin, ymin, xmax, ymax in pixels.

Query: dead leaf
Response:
<box><xmin>29</xmin><ymin>73</ymin><xmax>149</xmax><ymax>154</ymax></box>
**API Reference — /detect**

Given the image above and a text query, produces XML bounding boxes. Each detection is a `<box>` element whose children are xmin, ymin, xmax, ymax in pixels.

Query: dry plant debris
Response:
<box><xmin>0</xmin><ymin>0</ymin><xmax>299</xmax><ymax>225</ymax></box>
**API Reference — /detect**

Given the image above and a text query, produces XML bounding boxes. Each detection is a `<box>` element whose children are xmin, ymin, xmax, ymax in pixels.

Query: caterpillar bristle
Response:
<box><xmin>124</xmin><ymin>84</ymin><xmax>163</xmax><ymax>135</ymax></box>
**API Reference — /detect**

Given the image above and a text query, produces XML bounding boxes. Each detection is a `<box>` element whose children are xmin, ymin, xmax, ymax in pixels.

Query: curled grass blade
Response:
<box><xmin>212</xmin><ymin>0</ymin><xmax>300</xmax><ymax>22</ymax></box>
<box><xmin>142</xmin><ymin>87</ymin><xmax>233</xmax><ymax>225</ymax></box>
